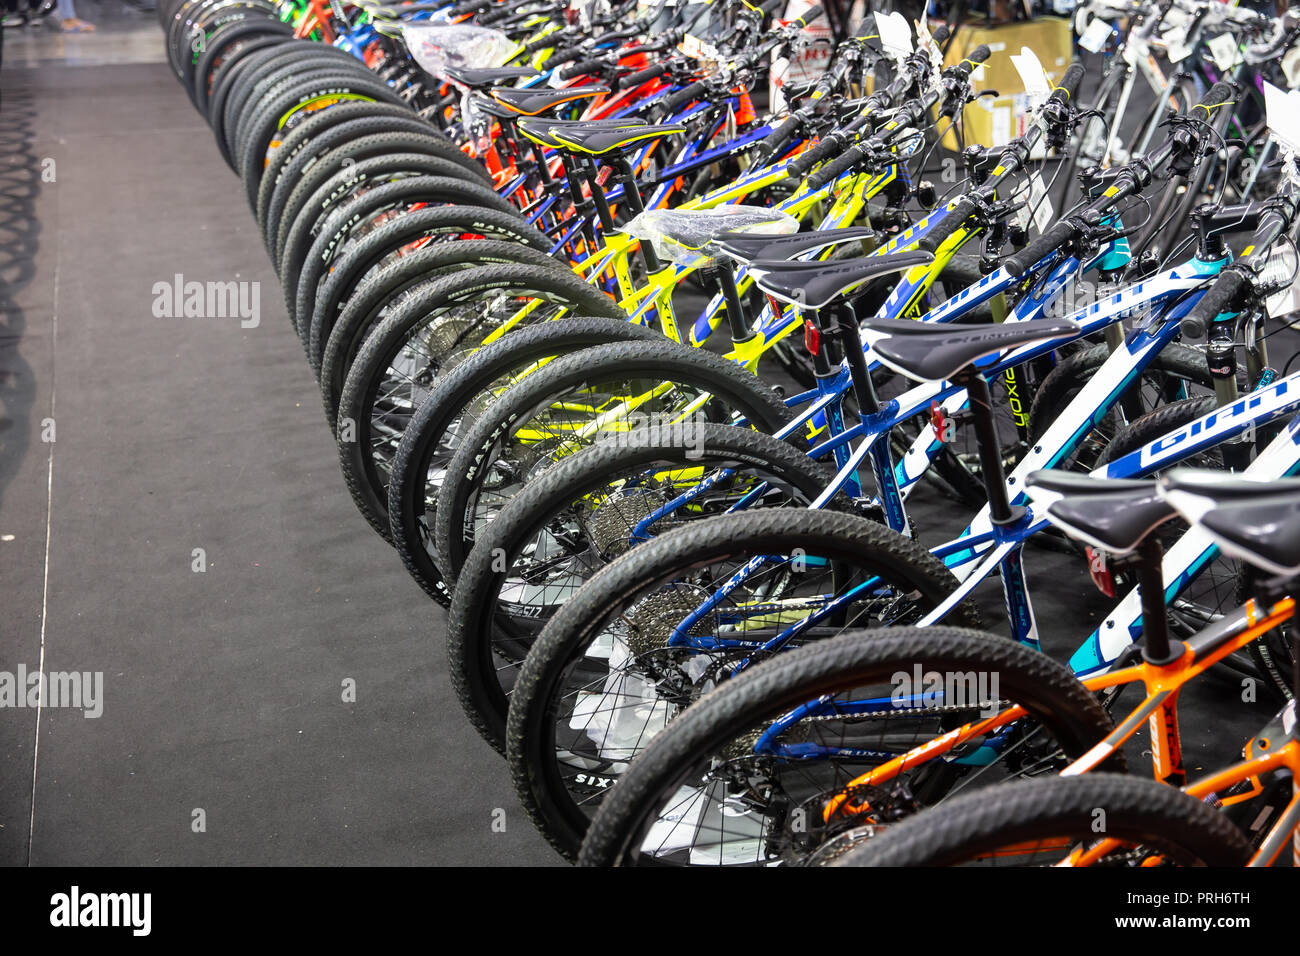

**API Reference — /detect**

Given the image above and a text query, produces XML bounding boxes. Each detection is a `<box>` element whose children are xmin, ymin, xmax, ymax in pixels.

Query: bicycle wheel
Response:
<box><xmin>281</xmin><ymin>175</ymin><xmax>522</xmax><ymax>327</ymax></box>
<box><xmin>574</xmin><ymin>620</ymin><xmax>1110</xmax><ymax>866</ymax></box>
<box><xmin>189</xmin><ymin>16</ymin><xmax>289</xmax><ymax>115</ymax></box>
<box><xmin>318</xmin><ymin>242</ymin><xmax>572</xmax><ymax>410</ymax></box>
<box><xmin>452</xmin><ymin>425</ymin><xmax>842</xmax><ymax>754</ymax></box>
<box><xmin>334</xmin><ymin>264</ymin><xmax>624</xmax><ymax>538</ymax></box>
<box><xmin>1027</xmin><ymin>342</ymin><xmax>1220</xmax><ymax>473</ymax></box>
<box><xmin>432</xmin><ymin>340</ymin><xmax>800</xmax><ymax>585</ymax></box>
<box><xmin>272</xmin><ymin>130</ymin><xmax>494</xmax><ymax>275</ymax></box>
<box><xmin>303</xmin><ymin>203</ymin><xmax>551</xmax><ymax>357</ymax></box>
<box><xmin>237</xmin><ymin>74</ymin><xmax>405</xmax><ymax>210</ymax></box>
<box><xmin>388</xmin><ymin>318</ymin><xmax>665</xmax><ymax>605</ymax></box>
<box><xmin>832</xmin><ymin>773</ymin><xmax>1251</xmax><ymax>867</ymax></box>
<box><xmin>255</xmin><ymin>102</ymin><xmax>441</xmax><ymax>234</ymax></box>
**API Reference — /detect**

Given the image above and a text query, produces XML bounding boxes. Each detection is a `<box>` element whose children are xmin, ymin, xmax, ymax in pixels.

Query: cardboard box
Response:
<box><xmin>940</xmin><ymin>17</ymin><xmax>1074</xmax><ymax>151</ymax></box>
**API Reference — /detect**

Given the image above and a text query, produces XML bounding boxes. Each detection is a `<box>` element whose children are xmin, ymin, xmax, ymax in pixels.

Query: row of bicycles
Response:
<box><xmin>161</xmin><ymin>0</ymin><xmax>1300</xmax><ymax>866</ymax></box>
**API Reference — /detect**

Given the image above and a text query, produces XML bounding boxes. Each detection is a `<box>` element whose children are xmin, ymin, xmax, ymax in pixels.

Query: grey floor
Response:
<box><xmin>1</xmin><ymin>6</ymin><xmax>561</xmax><ymax>866</ymax></box>
<box><xmin>0</xmin><ymin>10</ymin><xmax>1280</xmax><ymax>866</ymax></box>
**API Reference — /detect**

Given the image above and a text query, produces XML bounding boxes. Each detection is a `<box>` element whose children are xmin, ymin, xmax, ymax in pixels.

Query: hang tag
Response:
<box><xmin>1257</xmin><ymin>233</ymin><xmax>1300</xmax><ymax>317</ymax></box>
<box><xmin>1207</xmin><ymin>32</ymin><xmax>1242</xmax><ymax>73</ymax></box>
<box><xmin>1284</xmin><ymin>46</ymin><xmax>1300</xmax><ymax>87</ymax></box>
<box><xmin>875</xmin><ymin>11</ymin><xmax>913</xmax><ymax>61</ymax></box>
<box><xmin>1264</xmin><ymin>82</ymin><xmax>1300</xmax><ymax>154</ymax></box>
<box><xmin>1028</xmin><ymin>170</ymin><xmax>1054</xmax><ymax>235</ymax></box>
<box><xmin>1165</xmin><ymin>35</ymin><xmax>1193</xmax><ymax>64</ymax></box>
<box><xmin>680</xmin><ymin>34</ymin><xmax>719</xmax><ymax>61</ymax></box>
<box><xmin>1013</xmin><ymin>196</ymin><xmax>1031</xmax><ymax>234</ymax></box>
<box><xmin>1162</xmin><ymin>17</ymin><xmax>1193</xmax><ymax>64</ymax></box>
<box><xmin>1079</xmin><ymin>18</ymin><xmax>1112</xmax><ymax>54</ymax></box>
<box><xmin>1010</xmin><ymin>46</ymin><xmax>1051</xmax><ymax>103</ymax></box>
<box><xmin>916</xmin><ymin>16</ymin><xmax>943</xmax><ymax>80</ymax></box>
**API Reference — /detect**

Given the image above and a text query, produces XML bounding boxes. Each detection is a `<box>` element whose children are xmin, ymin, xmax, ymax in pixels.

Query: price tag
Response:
<box><xmin>1010</xmin><ymin>46</ymin><xmax>1051</xmax><ymax>103</ymax></box>
<box><xmin>916</xmin><ymin>16</ymin><xmax>943</xmax><ymax>81</ymax></box>
<box><xmin>1028</xmin><ymin>170</ymin><xmax>1054</xmax><ymax>235</ymax></box>
<box><xmin>1161</xmin><ymin>12</ymin><xmax>1193</xmax><ymax>65</ymax></box>
<box><xmin>1264</xmin><ymin>81</ymin><xmax>1300</xmax><ymax>154</ymax></box>
<box><xmin>875</xmin><ymin>11</ymin><xmax>913</xmax><ymax>61</ymax></box>
<box><xmin>1079</xmin><ymin>17</ymin><xmax>1113</xmax><ymax>54</ymax></box>
<box><xmin>1207</xmin><ymin>32</ymin><xmax>1242</xmax><ymax>73</ymax></box>
<box><xmin>680</xmin><ymin>33</ymin><xmax>720</xmax><ymax>61</ymax></box>
<box><xmin>1165</xmin><ymin>35</ymin><xmax>1193</xmax><ymax>64</ymax></box>
<box><xmin>1283</xmin><ymin>46</ymin><xmax>1300</xmax><ymax>87</ymax></box>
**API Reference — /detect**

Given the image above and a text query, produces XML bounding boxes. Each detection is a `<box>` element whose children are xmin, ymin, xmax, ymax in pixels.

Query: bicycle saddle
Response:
<box><xmin>549</xmin><ymin>123</ymin><xmax>684</xmax><ymax>156</ymax></box>
<box><xmin>491</xmin><ymin>85</ymin><xmax>609</xmax><ymax>115</ymax></box>
<box><xmin>474</xmin><ymin>94</ymin><xmax>525</xmax><ymax>121</ymax></box>
<box><xmin>860</xmin><ymin>316</ymin><xmax>1080</xmax><ymax>383</ymax></box>
<box><xmin>714</xmin><ymin>226</ymin><xmax>879</xmax><ymax>265</ymax></box>
<box><xmin>1160</xmin><ymin>470</ymin><xmax>1300</xmax><ymax>576</ymax></box>
<box><xmin>621</xmin><ymin>206</ymin><xmax>799</xmax><ymax>267</ymax></box>
<box><xmin>749</xmin><ymin>252</ymin><xmax>935</xmax><ymax>309</ymax></box>
<box><xmin>517</xmin><ymin>117</ymin><xmax>644</xmax><ymax>148</ymax></box>
<box><xmin>444</xmin><ymin>66</ymin><xmax>542</xmax><ymax>88</ymax></box>
<box><xmin>1024</xmin><ymin>472</ymin><xmax>1175</xmax><ymax>556</ymax></box>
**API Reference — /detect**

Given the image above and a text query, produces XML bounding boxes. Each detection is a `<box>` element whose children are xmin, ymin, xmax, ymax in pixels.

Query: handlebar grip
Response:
<box><xmin>560</xmin><ymin>57</ymin><xmax>609</xmax><ymax>80</ymax></box>
<box><xmin>549</xmin><ymin>44</ymin><xmax>587</xmax><ymax>67</ymax></box>
<box><xmin>807</xmin><ymin>143</ymin><xmax>866</xmax><ymax>191</ymax></box>
<box><xmin>786</xmin><ymin>132</ymin><xmax>840</xmax><ymax>178</ymax></box>
<box><xmin>1050</xmin><ymin>62</ymin><xmax>1085</xmax><ymax>105</ymax></box>
<box><xmin>661</xmin><ymin>79</ymin><xmax>708</xmax><ymax>115</ymax></box>
<box><xmin>954</xmin><ymin>44</ymin><xmax>991</xmax><ymax>79</ymax></box>
<box><xmin>759</xmin><ymin>0</ymin><xmax>783</xmax><ymax>14</ymax></box>
<box><xmin>1003</xmin><ymin>218</ymin><xmax>1077</xmax><ymax>277</ymax></box>
<box><xmin>525</xmin><ymin>33</ymin><xmax>564</xmax><ymax>54</ymax></box>
<box><xmin>931</xmin><ymin>24</ymin><xmax>950</xmax><ymax>45</ymax></box>
<box><xmin>759</xmin><ymin>113</ymin><xmax>802</xmax><ymax>156</ymax></box>
<box><xmin>1182</xmin><ymin>268</ymin><xmax>1249</xmax><ymax>338</ymax></box>
<box><xmin>918</xmin><ymin>196</ymin><xmax>978</xmax><ymax>254</ymax></box>
<box><xmin>616</xmin><ymin>62</ymin><xmax>670</xmax><ymax>90</ymax></box>
<box><xmin>1191</xmin><ymin>80</ymin><xmax>1237</xmax><ymax>119</ymax></box>
<box><xmin>795</xmin><ymin>5</ymin><xmax>823</xmax><ymax>28</ymax></box>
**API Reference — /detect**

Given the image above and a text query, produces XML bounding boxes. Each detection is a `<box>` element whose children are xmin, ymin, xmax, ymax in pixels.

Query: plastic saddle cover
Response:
<box><xmin>401</xmin><ymin>24</ymin><xmax>517</xmax><ymax>80</ymax></box>
<box><xmin>622</xmin><ymin>206</ymin><xmax>800</xmax><ymax>268</ymax></box>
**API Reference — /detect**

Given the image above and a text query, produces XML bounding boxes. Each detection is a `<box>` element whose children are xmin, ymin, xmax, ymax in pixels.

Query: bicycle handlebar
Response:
<box><xmin>661</xmin><ymin>78</ymin><xmax>709</xmax><ymax>114</ymax></box>
<box><xmin>559</xmin><ymin>57</ymin><xmax>609</xmax><ymax>80</ymax></box>
<box><xmin>615</xmin><ymin>62</ymin><xmax>670</xmax><ymax>90</ymax></box>
<box><xmin>1181</xmin><ymin>268</ymin><xmax>1249</xmax><ymax>338</ymax></box>
<box><xmin>1051</xmin><ymin>62</ymin><xmax>1085</xmax><ymax>105</ymax></box>
<box><xmin>951</xmin><ymin>44</ymin><xmax>991</xmax><ymax>80</ymax></box>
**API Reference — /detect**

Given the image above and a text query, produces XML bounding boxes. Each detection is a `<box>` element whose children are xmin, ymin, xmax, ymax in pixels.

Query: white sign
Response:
<box><xmin>875</xmin><ymin>11</ymin><xmax>913</xmax><ymax>61</ymax></box>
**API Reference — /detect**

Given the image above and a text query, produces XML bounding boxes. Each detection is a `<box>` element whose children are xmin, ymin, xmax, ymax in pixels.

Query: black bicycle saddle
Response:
<box><xmin>749</xmin><ymin>252</ymin><xmax>934</xmax><ymax>309</ymax></box>
<box><xmin>491</xmin><ymin>85</ymin><xmax>608</xmax><ymax>116</ymax></box>
<box><xmin>860</xmin><ymin>316</ymin><xmax>1080</xmax><ymax>383</ymax></box>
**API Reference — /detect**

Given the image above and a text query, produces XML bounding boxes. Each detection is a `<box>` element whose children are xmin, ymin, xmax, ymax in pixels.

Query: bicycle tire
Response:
<box><xmin>833</xmin><ymin>773</ymin><xmax>1251</xmax><ymax>867</ymax></box>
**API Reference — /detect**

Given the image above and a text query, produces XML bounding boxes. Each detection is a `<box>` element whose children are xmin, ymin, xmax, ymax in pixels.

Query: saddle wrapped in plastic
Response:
<box><xmin>402</xmin><ymin>24</ymin><xmax>517</xmax><ymax>80</ymax></box>
<box><xmin>622</xmin><ymin>206</ymin><xmax>799</xmax><ymax>267</ymax></box>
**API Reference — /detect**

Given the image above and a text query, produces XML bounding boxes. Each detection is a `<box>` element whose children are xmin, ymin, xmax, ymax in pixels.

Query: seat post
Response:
<box><xmin>708</xmin><ymin>266</ymin><xmax>754</xmax><ymax>344</ymax></box>
<box><xmin>1133</xmin><ymin>536</ymin><xmax>1177</xmax><ymax>666</ymax></box>
<box><xmin>611</xmin><ymin>155</ymin><xmax>646</xmax><ymax>216</ymax></box>
<box><xmin>954</xmin><ymin>369</ymin><xmax>1016</xmax><ymax>525</ymax></box>
<box><xmin>526</xmin><ymin>131</ymin><xmax>553</xmax><ymax>186</ymax></box>
<box><xmin>581</xmin><ymin>158</ymin><xmax>618</xmax><ymax>233</ymax></box>
<box><xmin>831</xmin><ymin>303</ymin><xmax>881</xmax><ymax>417</ymax></box>
<box><xmin>557</xmin><ymin>153</ymin><xmax>600</xmax><ymax>252</ymax></box>
<box><xmin>603</xmin><ymin>156</ymin><xmax>663</xmax><ymax>272</ymax></box>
